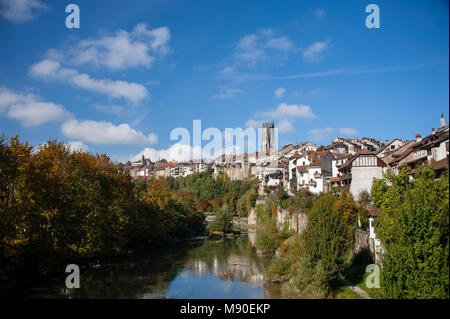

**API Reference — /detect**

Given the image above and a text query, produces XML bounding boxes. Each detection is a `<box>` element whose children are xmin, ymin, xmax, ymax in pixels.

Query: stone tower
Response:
<box><xmin>261</xmin><ymin>121</ymin><xmax>275</xmax><ymax>155</ymax></box>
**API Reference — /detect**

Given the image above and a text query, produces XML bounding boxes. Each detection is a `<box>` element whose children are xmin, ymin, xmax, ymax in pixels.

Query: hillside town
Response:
<box><xmin>123</xmin><ymin>114</ymin><xmax>449</xmax><ymax>200</ymax></box>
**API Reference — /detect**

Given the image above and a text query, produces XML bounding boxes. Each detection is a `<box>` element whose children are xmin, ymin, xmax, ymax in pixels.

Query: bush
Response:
<box><xmin>256</xmin><ymin>204</ymin><xmax>267</xmax><ymax>223</ymax></box>
<box><xmin>256</xmin><ymin>228</ymin><xmax>279</xmax><ymax>252</ymax></box>
<box><xmin>285</xmin><ymin>234</ymin><xmax>304</xmax><ymax>257</ymax></box>
<box><xmin>209</xmin><ymin>206</ymin><xmax>233</xmax><ymax>234</ymax></box>
<box><xmin>255</xmin><ymin>219</ymin><xmax>280</xmax><ymax>252</ymax></box>
<box><xmin>281</xmin><ymin>257</ymin><xmax>329</xmax><ymax>299</ymax></box>
<box><xmin>266</xmin><ymin>257</ymin><xmax>296</xmax><ymax>282</ymax></box>
<box><xmin>288</xmin><ymin>189</ymin><xmax>315</xmax><ymax>213</ymax></box>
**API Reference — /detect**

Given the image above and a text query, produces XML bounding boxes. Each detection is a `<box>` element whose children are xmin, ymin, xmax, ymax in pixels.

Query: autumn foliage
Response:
<box><xmin>0</xmin><ymin>135</ymin><xmax>205</xmax><ymax>285</ymax></box>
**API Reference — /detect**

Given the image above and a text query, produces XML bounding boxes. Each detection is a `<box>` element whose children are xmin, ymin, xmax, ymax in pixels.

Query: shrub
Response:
<box><xmin>281</xmin><ymin>257</ymin><xmax>329</xmax><ymax>299</ymax></box>
<box><xmin>209</xmin><ymin>206</ymin><xmax>233</xmax><ymax>234</ymax></box>
<box><xmin>255</xmin><ymin>219</ymin><xmax>280</xmax><ymax>252</ymax></box>
<box><xmin>266</xmin><ymin>257</ymin><xmax>296</xmax><ymax>282</ymax></box>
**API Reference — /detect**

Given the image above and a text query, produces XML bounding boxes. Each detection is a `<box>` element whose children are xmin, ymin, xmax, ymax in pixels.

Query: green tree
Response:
<box><xmin>209</xmin><ymin>206</ymin><xmax>233</xmax><ymax>233</ymax></box>
<box><xmin>332</xmin><ymin>189</ymin><xmax>363</xmax><ymax>227</ymax></box>
<box><xmin>282</xmin><ymin>193</ymin><xmax>353</xmax><ymax>298</ymax></box>
<box><xmin>371</xmin><ymin>166</ymin><xmax>449</xmax><ymax>298</ymax></box>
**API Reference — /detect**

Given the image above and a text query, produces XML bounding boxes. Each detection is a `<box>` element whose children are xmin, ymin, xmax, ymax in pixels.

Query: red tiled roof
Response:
<box><xmin>155</xmin><ymin>161</ymin><xmax>176</xmax><ymax>170</ymax></box>
<box><xmin>308</xmin><ymin>150</ymin><xmax>330</xmax><ymax>167</ymax></box>
<box><xmin>364</xmin><ymin>208</ymin><xmax>382</xmax><ymax>218</ymax></box>
<box><xmin>432</xmin><ymin>158</ymin><xmax>449</xmax><ymax>171</ymax></box>
<box><xmin>388</xmin><ymin>148</ymin><xmax>413</xmax><ymax>165</ymax></box>
<box><xmin>289</xmin><ymin>153</ymin><xmax>303</xmax><ymax>160</ymax></box>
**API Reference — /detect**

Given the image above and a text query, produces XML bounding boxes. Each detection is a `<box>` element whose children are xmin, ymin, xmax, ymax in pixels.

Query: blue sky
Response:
<box><xmin>0</xmin><ymin>0</ymin><xmax>448</xmax><ymax>162</ymax></box>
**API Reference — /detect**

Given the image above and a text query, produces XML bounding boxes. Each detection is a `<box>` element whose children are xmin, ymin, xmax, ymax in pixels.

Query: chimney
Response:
<box><xmin>432</xmin><ymin>128</ymin><xmax>435</xmax><ymax>135</ymax></box>
<box><xmin>441</xmin><ymin>114</ymin><xmax>445</xmax><ymax>128</ymax></box>
<box><xmin>415</xmin><ymin>134</ymin><xmax>422</xmax><ymax>142</ymax></box>
<box><xmin>385</xmin><ymin>139</ymin><xmax>389</xmax><ymax>145</ymax></box>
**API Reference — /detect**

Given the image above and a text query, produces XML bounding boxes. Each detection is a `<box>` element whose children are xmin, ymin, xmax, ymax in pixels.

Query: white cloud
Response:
<box><xmin>274</xmin><ymin>87</ymin><xmax>286</xmax><ymax>98</ymax></box>
<box><xmin>66</xmin><ymin>141</ymin><xmax>89</xmax><ymax>153</ymax></box>
<box><xmin>309</xmin><ymin>127</ymin><xmax>336</xmax><ymax>142</ymax></box>
<box><xmin>311</xmin><ymin>8</ymin><xmax>326</xmax><ymax>19</ymax></box>
<box><xmin>0</xmin><ymin>87</ymin><xmax>72</xmax><ymax>126</ymax></box>
<box><xmin>339</xmin><ymin>127</ymin><xmax>359</xmax><ymax>137</ymax></box>
<box><xmin>126</xmin><ymin>142</ymin><xmax>243</xmax><ymax>163</ymax></box>
<box><xmin>127</xmin><ymin>144</ymin><xmax>203</xmax><ymax>163</ymax></box>
<box><xmin>266</xmin><ymin>37</ymin><xmax>294</xmax><ymax>51</ymax></box>
<box><xmin>246</xmin><ymin>103</ymin><xmax>315</xmax><ymax>134</ymax></box>
<box><xmin>61</xmin><ymin>119</ymin><xmax>157</xmax><ymax>145</ymax></box>
<box><xmin>258</xmin><ymin>103</ymin><xmax>316</xmax><ymax>119</ymax></box>
<box><xmin>236</xmin><ymin>34</ymin><xmax>259</xmax><ymax>51</ymax></box>
<box><xmin>0</xmin><ymin>87</ymin><xmax>30</xmax><ymax>113</ymax></box>
<box><xmin>245</xmin><ymin>119</ymin><xmax>263</xmax><ymax>128</ymax></box>
<box><xmin>29</xmin><ymin>59</ymin><xmax>149</xmax><ymax>104</ymax></box>
<box><xmin>219</xmin><ymin>66</ymin><xmax>236</xmax><ymax>76</ymax></box>
<box><xmin>0</xmin><ymin>0</ymin><xmax>47</xmax><ymax>23</ymax></box>
<box><xmin>277</xmin><ymin>120</ymin><xmax>294</xmax><ymax>133</ymax></box>
<box><xmin>235</xmin><ymin>34</ymin><xmax>265</xmax><ymax>64</ymax></box>
<box><xmin>212</xmin><ymin>88</ymin><xmax>243</xmax><ymax>99</ymax></box>
<box><xmin>302</xmin><ymin>40</ymin><xmax>330</xmax><ymax>63</ymax></box>
<box><xmin>69</xmin><ymin>24</ymin><xmax>170</xmax><ymax>71</ymax></box>
<box><xmin>8</xmin><ymin>102</ymin><xmax>72</xmax><ymax>127</ymax></box>
<box><xmin>133</xmin><ymin>24</ymin><xmax>171</xmax><ymax>54</ymax></box>
<box><xmin>233</xmin><ymin>31</ymin><xmax>295</xmax><ymax>66</ymax></box>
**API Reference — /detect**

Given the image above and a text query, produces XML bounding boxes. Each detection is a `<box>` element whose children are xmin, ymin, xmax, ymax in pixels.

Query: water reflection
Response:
<box><xmin>20</xmin><ymin>234</ymin><xmax>280</xmax><ymax>299</ymax></box>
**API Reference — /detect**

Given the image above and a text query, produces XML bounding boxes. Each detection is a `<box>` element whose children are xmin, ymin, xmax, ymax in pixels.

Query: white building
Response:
<box><xmin>335</xmin><ymin>150</ymin><xmax>387</xmax><ymax>199</ymax></box>
<box><xmin>376</xmin><ymin>139</ymin><xmax>408</xmax><ymax>158</ymax></box>
<box><xmin>290</xmin><ymin>150</ymin><xmax>333</xmax><ymax>194</ymax></box>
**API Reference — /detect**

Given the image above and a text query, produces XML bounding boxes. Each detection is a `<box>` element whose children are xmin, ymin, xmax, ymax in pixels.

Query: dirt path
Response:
<box><xmin>343</xmin><ymin>278</ymin><xmax>372</xmax><ymax>299</ymax></box>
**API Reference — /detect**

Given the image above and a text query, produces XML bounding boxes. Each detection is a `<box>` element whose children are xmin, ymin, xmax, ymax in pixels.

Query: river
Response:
<box><xmin>18</xmin><ymin>231</ymin><xmax>281</xmax><ymax>299</ymax></box>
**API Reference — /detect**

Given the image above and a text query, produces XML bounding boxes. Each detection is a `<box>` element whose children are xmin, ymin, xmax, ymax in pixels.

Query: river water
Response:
<box><xmin>19</xmin><ymin>232</ymin><xmax>281</xmax><ymax>299</ymax></box>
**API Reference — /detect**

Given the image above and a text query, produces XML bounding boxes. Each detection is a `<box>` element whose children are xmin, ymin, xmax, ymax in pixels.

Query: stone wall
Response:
<box><xmin>276</xmin><ymin>207</ymin><xmax>307</xmax><ymax>234</ymax></box>
<box><xmin>247</xmin><ymin>206</ymin><xmax>257</xmax><ymax>227</ymax></box>
<box><xmin>354</xmin><ymin>229</ymin><xmax>370</xmax><ymax>253</ymax></box>
<box><xmin>354</xmin><ymin>229</ymin><xmax>384</xmax><ymax>263</ymax></box>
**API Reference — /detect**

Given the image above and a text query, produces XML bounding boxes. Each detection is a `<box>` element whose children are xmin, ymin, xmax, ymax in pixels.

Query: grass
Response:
<box><xmin>333</xmin><ymin>285</ymin><xmax>363</xmax><ymax>299</ymax></box>
<box><xmin>331</xmin><ymin>248</ymin><xmax>383</xmax><ymax>299</ymax></box>
<box><xmin>356</xmin><ymin>270</ymin><xmax>382</xmax><ymax>298</ymax></box>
